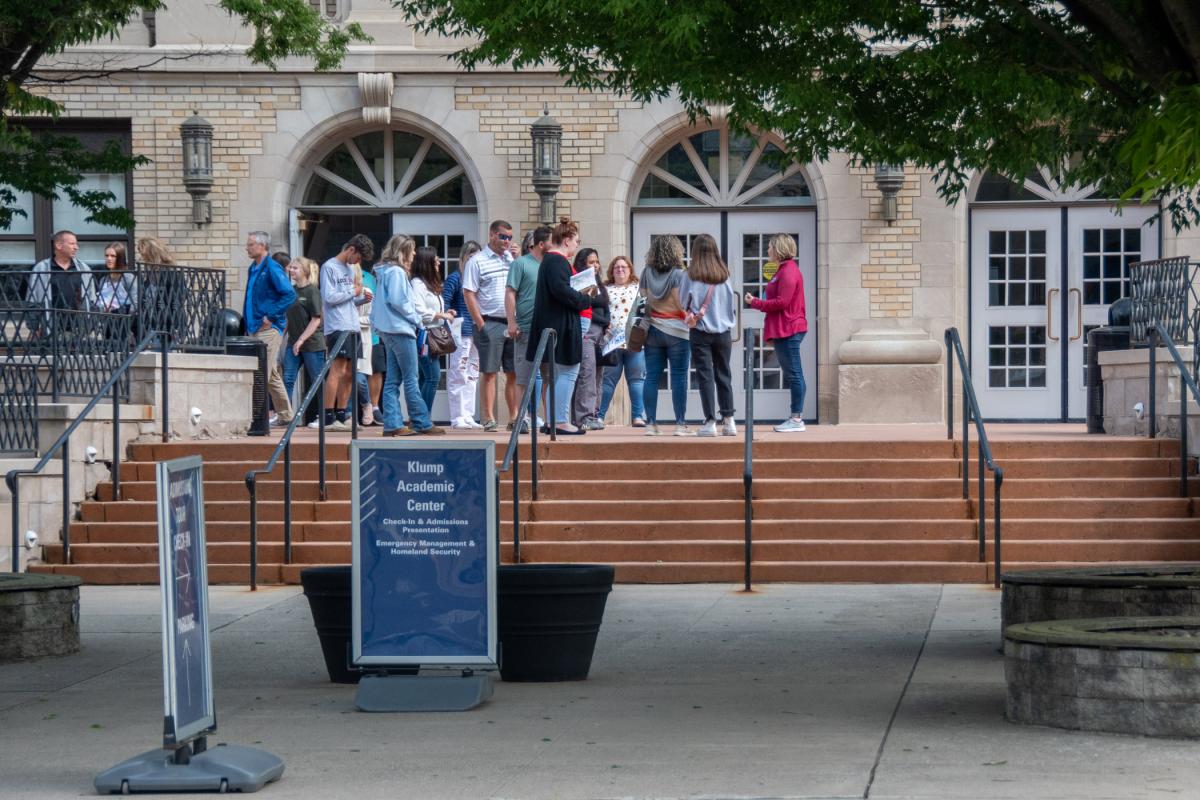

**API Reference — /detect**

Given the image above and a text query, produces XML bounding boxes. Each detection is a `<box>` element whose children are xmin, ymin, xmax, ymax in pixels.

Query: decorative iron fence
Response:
<box><xmin>1128</xmin><ymin>256</ymin><xmax>1199</xmax><ymax>380</ymax></box>
<box><xmin>0</xmin><ymin>306</ymin><xmax>133</xmax><ymax>401</ymax></box>
<box><xmin>0</xmin><ymin>261</ymin><xmax>227</xmax><ymax>354</ymax></box>
<box><xmin>0</xmin><ymin>363</ymin><xmax>38</xmax><ymax>456</ymax></box>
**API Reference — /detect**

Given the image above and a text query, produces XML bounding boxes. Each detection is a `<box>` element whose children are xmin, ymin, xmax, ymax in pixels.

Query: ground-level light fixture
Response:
<box><xmin>180</xmin><ymin>111</ymin><xmax>214</xmax><ymax>226</ymax></box>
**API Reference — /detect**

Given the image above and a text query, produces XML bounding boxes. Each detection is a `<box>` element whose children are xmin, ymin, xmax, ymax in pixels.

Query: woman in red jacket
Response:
<box><xmin>744</xmin><ymin>234</ymin><xmax>807</xmax><ymax>432</ymax></box>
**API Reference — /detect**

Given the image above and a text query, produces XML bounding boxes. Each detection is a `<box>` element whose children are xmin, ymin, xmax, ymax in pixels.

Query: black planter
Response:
<box><xmin>299</xmin><ymin>565</ymin><xmax>359</xmax><ymax>684</ymax></box>
<box><xmin>497</xmin><ymin>563</ymin><xmax>614</xmax><ymax>682</ymax></box>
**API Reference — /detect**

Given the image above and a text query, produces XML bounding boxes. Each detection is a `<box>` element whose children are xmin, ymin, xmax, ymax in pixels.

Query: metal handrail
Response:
<box><xmin>497</xmin><ymin>328</ymin><xmax>557</xmax><ymax>563</ymax></box>
<box><xmin>1145</xmin><ymin>324</ymin><xmax>1200</xmax><ymax>496</ymax></box>
<box><xmin>243</xmin><ymin>330</ymin><xmax>356</xmax><ymax>591</ymax></box>
<box><xmin>943</xmin><ymin>328</ymin><xmax>1006</xmax><ymax>588</ymax></box>
<box><xmin>742</xmin><ymin>328</ymin><xmax>757</xmax><ymax>592</ymax></box>
<box><xmin>5</xmin><ymin>330</ymin><xmax>170</xmax><ymax>572</ymax></box>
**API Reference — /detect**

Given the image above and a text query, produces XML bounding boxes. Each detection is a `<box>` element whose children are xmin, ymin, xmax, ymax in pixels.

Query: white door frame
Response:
<box><xmin>630</xmin><ymin>208</ymin><xmax>817</xmax><ymax>422</ymax></box>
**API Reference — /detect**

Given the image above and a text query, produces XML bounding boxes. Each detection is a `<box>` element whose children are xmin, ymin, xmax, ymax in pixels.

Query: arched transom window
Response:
<box><xmin>637</xmin><ymin>128</ymin><xmax>813</xmax><ymax>208</ymax></box>
<box><xmin>972</xmin><ymin>167</ymin><xmax>1108</xmax><ymax>203</ymax></box>
<box><xmin>302</xmin><ymin>129</ymin><xmax>476</xmax><ymax>210</ymax></box>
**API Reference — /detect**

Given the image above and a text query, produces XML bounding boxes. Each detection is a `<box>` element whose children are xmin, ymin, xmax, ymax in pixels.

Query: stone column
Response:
<box><xmin>836</xmin><ymin>329</ymin><xmax>944</xmax><ymax>423</ymax></box>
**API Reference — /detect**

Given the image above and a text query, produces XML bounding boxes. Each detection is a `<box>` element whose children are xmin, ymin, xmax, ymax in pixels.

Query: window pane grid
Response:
<box><xmin>1082</xmin><ymin>227</ymin><xmax>1140</xmax><ymax>307</ymax></box>
<box><xmin>987</xmin><ymin>228</ymin><xmax>1046</xmax><ymax>308</ymax></box>
<box><xmin>987</xmin><ymin>325</ymin><xmax>1047</xmax><ymax>388</ymax></box>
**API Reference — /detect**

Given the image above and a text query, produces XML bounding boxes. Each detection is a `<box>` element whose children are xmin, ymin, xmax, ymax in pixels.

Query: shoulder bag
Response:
<box><xmin>425</xmin><ymin>322</ymin><xmax>458</xmax><ymax>356</ymax></box>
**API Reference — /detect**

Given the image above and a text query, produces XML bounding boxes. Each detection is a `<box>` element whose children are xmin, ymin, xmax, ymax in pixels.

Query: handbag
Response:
<box><xmin>425</xmin><ymin>322</ymin><xmax>457</xmax><ymax>357</ymax></box>
<box><xmin>625</xmin><ymin>296</ymin><xmax>651</xmax><ymax>353</ymax></box>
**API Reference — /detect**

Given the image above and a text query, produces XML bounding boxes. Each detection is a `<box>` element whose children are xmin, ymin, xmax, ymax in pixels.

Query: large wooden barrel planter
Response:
<box><xmin>0</xmin><ymin>574</ymin><xmax>82</xmax><ymax>662</ymax></box>
<box><xmin>1005</xmin><ymin>616</ymin><xmax>1200</xmax><ymax>737</ymax></box>
<box><xmin>299</xmin><ymin>566</ymin><xmax>360</xmax><ymax>684</ymax></box>
<box><xmin>497</xmin><ymin>564</ymin><xmax>614</xmax><ymax>682</ymax></box>
<box><xmin>1001</xmin><ymin>565</ymin><xmax>1200</xmax><ymax>632</ymax></box>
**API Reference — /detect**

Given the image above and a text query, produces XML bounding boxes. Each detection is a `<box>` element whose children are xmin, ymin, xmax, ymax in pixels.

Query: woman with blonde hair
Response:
<box><xmin>639</xmin><ymin>235</ymin><xmax>691</xmax><ymax>436</ymax></box>
<box><xmin>598</xmin><ymin>254</ymin><xmax>645</xmax><ymax>426</ymax></box>
<box><xmin>135</xmin><ymin>236</ymin><xmax>176</xmax><ymax>266</ymax></box>
<box><xmin>371</xmin><ymin>233</ymin><xmax>443</xmax><ymax>436</ymax></box>
<box><xmin>282</xmin><ymin>257</ymin><xmax>326</xmax><ymax>426</ymax></box>
<box><xmin>744</xmin><ymin>233</ymin><xmax>808</xmax><ymax>432</ymax></box>
<box><xmin>134</xmin><ymin>236</ymin><xmax>185</xmax><ymax>345</ymax></box>
<box><xmin>680</xmin><ymin>233</ymin><xmax>738</xmax><ymax>437</ymax></box>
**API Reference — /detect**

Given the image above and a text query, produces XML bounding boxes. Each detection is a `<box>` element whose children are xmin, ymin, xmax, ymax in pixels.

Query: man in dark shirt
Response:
<box><xmin>28</xmin><ymin>230</ymin><xmax>91</xmax><ymax>312</ymax></box>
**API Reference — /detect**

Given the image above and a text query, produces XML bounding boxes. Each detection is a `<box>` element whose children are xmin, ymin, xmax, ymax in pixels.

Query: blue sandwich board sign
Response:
<box><xmin>351</xmin><ymin>440</ymin><xmax>497</xmax><ymax>669</ymax></box>
<box><xmin>156</xmin><ymin>455</ymin><xmax>214</xmax><ymax>745</ymax></box>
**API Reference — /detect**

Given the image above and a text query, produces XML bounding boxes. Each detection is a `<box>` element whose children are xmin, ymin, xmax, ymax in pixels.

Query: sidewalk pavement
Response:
<box><xmin>2</xmin><ymin>583</ymin><xmax>1196</xmax><ymax>799</ymax></box>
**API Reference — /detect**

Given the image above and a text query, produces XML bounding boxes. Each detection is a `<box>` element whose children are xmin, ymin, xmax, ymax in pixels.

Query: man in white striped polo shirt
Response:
<box><xmin>463</xmin><ymin>219</ymin><xmax>519</xmax><ymax>431</ymax></box>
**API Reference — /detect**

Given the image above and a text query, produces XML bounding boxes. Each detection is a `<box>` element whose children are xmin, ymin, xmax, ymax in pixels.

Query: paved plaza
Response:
<box><xmin>2</xmin><ymin>583</ymin><xmax>1197</xmax><ymax>799</ymax></box>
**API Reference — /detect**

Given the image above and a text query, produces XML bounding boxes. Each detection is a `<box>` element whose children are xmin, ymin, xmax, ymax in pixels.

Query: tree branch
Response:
<box><xmin>1059</xmin><ymin>0</ymin><xmax>1186</xmax><ymax>89</ymax></box>
<box><xmin>1159</xmin><ymin>0</ymin><xmax>1200</xmax><ymax>81</ymax></box>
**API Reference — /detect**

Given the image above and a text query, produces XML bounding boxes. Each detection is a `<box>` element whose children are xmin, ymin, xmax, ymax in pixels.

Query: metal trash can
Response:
<box><xmin>1086</xmin><ymin>326</ymin><xmax>1131</xmax><ymax>433</ymax></box>
<box><xmin>226</xmin><ymin>336</ymin><xmax>270</xmax><ymax>436</ymax></box>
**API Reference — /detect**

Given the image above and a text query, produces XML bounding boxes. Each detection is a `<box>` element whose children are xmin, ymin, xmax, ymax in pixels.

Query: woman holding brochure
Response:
<box><xmin>526</xmin><ymin>217</ymin><xmax>603</xmax><ymax>436</ymax></box>
<box><xmin>571</xmin><ymin>248</ymin><xmax>610</xmax><ymax>429</ymax></box>
<box><xmin>598</xmin><ymin>255</ymin><xmax>645</xmax><ymax>426</ymax></box>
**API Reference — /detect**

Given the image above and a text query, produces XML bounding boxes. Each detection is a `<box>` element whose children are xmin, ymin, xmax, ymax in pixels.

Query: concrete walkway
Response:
<box><xmin>1</xmin><ymin>584</ymin><xmax>1196</xmax><ymax>799</ymax></box>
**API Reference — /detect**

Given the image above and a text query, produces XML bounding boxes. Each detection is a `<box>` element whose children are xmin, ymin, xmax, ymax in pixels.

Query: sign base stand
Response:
<box><xmin>354</xmin><ymin>672</ymin><xmax>494</xmax><ymax>712</ymax></box>
<box><xmin>94</xmin><ymin>742</ymin><xmax>284</xmax><ymax>794</ymax></box>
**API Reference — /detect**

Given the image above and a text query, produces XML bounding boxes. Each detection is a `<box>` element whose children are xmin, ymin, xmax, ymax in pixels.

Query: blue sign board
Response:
<box><xmin>351</xmin><ymin>440</ymin><xmax>497</xmax><ymax>667</ymax></box>
<box><xmin>155</xmin><ymin>456</ymin><xmax>215</xmax><ymax>745</ymax></box>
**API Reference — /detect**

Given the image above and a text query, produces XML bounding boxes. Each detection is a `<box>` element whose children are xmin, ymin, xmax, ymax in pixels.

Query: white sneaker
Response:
<box><xmin>697</xmin><ymin>420</ymin><xmax>718</xmax><ymax>437</ymax></box>
<box><xmin>307</xmin><ymin>420</ymin><xmax>320</xmax><ymax>429</ymax></box>
<box><xmin>774</xmin><ymin>417</ymin><xmax>806</xmax><ymax>433</ymax></box>
<box><xmin>644</xmin><ymin>423</ymin><xmax>662</xmax><ymax>436</ymax></box>
<box><xmin>330</xmin><ymin>418</ymin><xmax>350</xmax><ymax>431</ymax></box>
<box><xmin>450</xmin><ymin>421</ymin><xmax>473</xmax><ymax>430</ymax></box>
<box><xmin>721</xmin><ymin>418</ymin><xmax>737</xmax><ymax>436</ymax></box>
<box><xmin>465</xmin><ymin>418</ymin><xmax>484</xmax><ymax>429</ymax></box>
<box><xmin>673</xmin><ymin>424</ymin><xmax>693</xmax><ymax>437</ymax></box>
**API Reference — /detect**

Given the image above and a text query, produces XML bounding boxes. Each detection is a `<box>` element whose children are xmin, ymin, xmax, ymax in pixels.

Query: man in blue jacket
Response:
<box><xmin>244</xmin><ymin>231</ymin><xmax>296</xmax><ymax>425</ymax></box>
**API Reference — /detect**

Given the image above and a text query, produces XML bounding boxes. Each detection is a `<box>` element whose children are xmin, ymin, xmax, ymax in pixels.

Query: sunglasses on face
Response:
<box><xmin>497</xmin><ymin>234</ymin><xmax>513</xmax><ymax>241</ymax></box>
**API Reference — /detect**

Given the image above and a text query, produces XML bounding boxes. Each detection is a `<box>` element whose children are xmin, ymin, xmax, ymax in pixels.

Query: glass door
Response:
<box><xmin>1066</xmin><ymin>206</ymin><xmax>1158</xmax><ymax>418</ymax></box>
<box><xmin>631</xmin><ymin>211</ymin><xmax>722</xmax><ymax>422</ymax></box>
<box><xmin>727</xmin><ymin>210</ymin><xmax>816</xmax><ymax>422</ymax></box>
<box><xmin>971</xmin><ymin>208</ymin><xmax>1063</xmax><ymax>419</ymax></box>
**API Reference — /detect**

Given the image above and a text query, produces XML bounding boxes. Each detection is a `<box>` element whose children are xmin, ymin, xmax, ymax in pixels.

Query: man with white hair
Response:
<box><xmin>244</xmin><ymin>230</ymin><xmax>296</xmax><ymax>425</ymax></box>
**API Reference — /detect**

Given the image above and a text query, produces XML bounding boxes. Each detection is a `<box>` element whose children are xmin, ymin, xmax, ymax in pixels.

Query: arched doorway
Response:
<box><xmin>294</xmin><ymin>126</ymin><xmax>482</xmax><ymax>421</ymax></box>
<box><xmin>968</xmin><ymin>169</ymin><xmax>1160</xmax><ymax>420</ymax></box>
<box><xmin>630</xmin><ymin>126</ymin><xmax>817</xmax><ymax>422</ymax></box>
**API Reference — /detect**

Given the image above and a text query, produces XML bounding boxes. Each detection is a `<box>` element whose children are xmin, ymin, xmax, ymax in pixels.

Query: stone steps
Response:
<box><xmin>28</xmin><ymin>434</ymin><xmax>1200</xmax><ymax>585</ymax></box>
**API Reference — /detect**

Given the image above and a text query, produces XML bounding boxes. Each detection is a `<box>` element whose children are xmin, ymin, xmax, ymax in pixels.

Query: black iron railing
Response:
<box><xmin>0</xmin><ymin>263</ymin><xmax>227</xmax><ymax>355</ymax></box>
<box><xmin>1129</xmin><ymin>257</ymin><xmax>1199</xmax><ymax>380</ymax></box>
<box><xmin>944</xmin><ymin>328</ymin><xmax>1005</xmax><ymax>588</ymax></box>
<box><xmin>742</xmin><ymin>328</ymin><xmax>757</xmax><ymax>592</ymax></box>
<box><xmin>0</xmin><ymin>363</ymin><xmax>38</xmax><ymax>456</ymax></box>
<box><xmin>1145</xmin><ymin>324</ymin><xmax>1200</xmax><ymax>497</ymax></box>
<box><xmin>244</xmin><ymin>331</ymin><xmax>358</xmax><ymax>590</ymax></box>
<box><xmin>0</xmin><ymin>306</ymin><xmax>135</xmax><ymax>401</ymax></box>
<box><xmin>5</xmin><ymin>331</ymin><xmax>170</xmax><ymax>572</ymax></box>
<box><xmin>497</xmin><ymin>328</ymin><xmax>557</xmax><ymax>563</ymax></box>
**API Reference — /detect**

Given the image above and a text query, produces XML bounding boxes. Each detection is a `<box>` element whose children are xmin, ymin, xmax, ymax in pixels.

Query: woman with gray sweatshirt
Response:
<box><xmin>679</xmin><ymin>233</ymin><xmax>739</xmax><ymax>437</ymax></box>
<box><xmin>639</xmin><ymin>235</ymin><xmax>692</xmax><ymax>436</ymax></box>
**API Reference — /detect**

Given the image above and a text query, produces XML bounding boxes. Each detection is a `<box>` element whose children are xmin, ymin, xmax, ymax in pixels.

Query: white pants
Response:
<box><xmin>447</xmin><ymin>320</ymin><xmax>479</xmax><ymax>423</ymax></box>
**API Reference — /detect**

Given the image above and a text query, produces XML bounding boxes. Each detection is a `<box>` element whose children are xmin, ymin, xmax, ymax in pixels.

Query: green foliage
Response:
<box><xmin>0</xmin><ymin>0</ymin><xmax>368</xmax><ymax>232</ymax></box>
<box><xmin>399</xmin><ymin>0</ymin><xmax>1200</xmax><ymax>229</ymax></box>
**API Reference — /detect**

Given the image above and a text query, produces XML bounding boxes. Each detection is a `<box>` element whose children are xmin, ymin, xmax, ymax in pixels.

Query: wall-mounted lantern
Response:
<box><xmin>873</xmin><ymin>163</ymin><xmax>905</xmax><ymax>224</ymax></box>
<box><xmin>180</xmin><ymin>111</ymin><xmax>214</xmax><ymax>226</ymax></box>
<box><xmin>530</xmin><ymin>104</ymin><xmax>563</xmax><ymax>224</ymax></box>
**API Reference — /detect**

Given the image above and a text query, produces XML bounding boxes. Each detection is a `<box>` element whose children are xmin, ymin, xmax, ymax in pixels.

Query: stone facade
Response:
<box><xmin>19</xmin><ymin>0</ymin><xmax>1195</xmax><ymax>428</ymax></box>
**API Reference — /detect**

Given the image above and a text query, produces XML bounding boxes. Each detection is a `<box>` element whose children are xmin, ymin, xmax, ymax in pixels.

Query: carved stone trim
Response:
<box><xmin>358</xmin><ymin>73</ymin><xmax>395</xmax><ymax>125</ymax></box>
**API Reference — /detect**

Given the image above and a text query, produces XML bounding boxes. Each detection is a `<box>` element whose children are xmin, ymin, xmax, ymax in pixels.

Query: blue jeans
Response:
<box><xmin>641</xmin><ymin>327</ymin><xmax>691</xmax><ymax>425</ymax></box>
<box><xmin>344</xmin><ymin>372</ymin><xmax>371</xmax><ymax>416</ymax></box>
<box><xmin>772</xmin><ymin>331</ymin><xmax>807</xmax><ymax>417</ymax></box>
<box><xmin>283</xmin><ymin>347</ymin><xmax>325</xmax><ymax>419</ymax></box>
<box><xmin>547</xmin><ymin>362</ymin><xmax>580</xmax><ymax>428</ymax></box>
<box><xmin>599</xmin><ymin>349</ymin><xmax>646</xmax><ymax>421</ymax></box>
<box><xmin>418</xmin><ymin>354</ymin><xmax>440</xmax><ymax>417</ymax></box>
<box><xmin>379</xmin><ymin>332</ymin><xmax>431</xmax><ymax>431</ymax></box>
